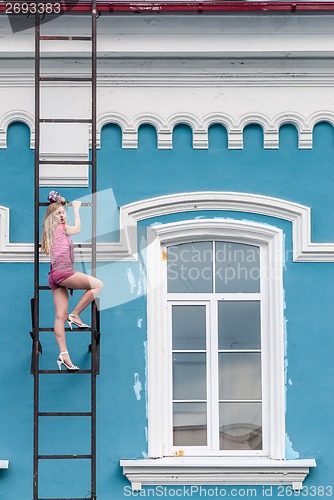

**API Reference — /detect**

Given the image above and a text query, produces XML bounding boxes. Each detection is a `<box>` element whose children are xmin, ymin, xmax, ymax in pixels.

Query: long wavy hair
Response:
<box><xmin>41</xmin><ymin>202</ymin><xmax>67</xmax><ymax>255</ymax></box>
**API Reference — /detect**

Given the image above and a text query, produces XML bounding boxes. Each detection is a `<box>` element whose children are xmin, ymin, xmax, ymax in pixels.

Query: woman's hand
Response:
<box><xmin>72</xmin><ymin>200</ymin><xmax>81</xmax><ymax>212</ymax></box>
<box><xmin>65</xmin><ymin>200</ymin><xmax>82</xmax><ymax>235</ymax></box>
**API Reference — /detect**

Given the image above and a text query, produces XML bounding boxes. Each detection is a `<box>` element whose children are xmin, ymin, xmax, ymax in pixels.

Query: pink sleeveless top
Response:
<box><xmin>50</xmin><ymin>223</ymin><xmax>74</xmax><ymax>272</ymax></box>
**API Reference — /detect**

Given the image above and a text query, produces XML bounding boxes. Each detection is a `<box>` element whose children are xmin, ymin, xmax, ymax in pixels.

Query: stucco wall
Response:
<box><xmin>0</xmin><ymin>122</ymin><xmax>333</xmax><ymax>498</ymax></box>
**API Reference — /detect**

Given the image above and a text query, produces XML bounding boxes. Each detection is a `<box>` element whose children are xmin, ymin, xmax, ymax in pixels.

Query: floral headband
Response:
<box><xmin>47</xmin><ymin>190</ymin><xmax>67</xmax><ymax>205</ymax></box>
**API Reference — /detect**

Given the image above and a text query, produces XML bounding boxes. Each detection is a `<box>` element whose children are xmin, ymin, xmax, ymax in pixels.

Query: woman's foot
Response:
<box><xmin>57</xmin><ymin>351</ymin><xmax>79</xmax><ymax>371</ymax></box>
<box><xmin>67</xmin><ymin>313</ymin><xmax>90</xmax><ymax>330</ymax></box>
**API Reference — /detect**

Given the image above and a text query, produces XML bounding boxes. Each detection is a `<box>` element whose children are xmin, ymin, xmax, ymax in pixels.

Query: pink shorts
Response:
<box><xmin>48</xmin><ymin>268</ymin><xmax>75</xmax><ymax>291</ymax></box>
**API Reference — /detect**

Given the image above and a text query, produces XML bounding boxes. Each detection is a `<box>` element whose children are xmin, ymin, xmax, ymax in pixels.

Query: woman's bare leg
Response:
<box><xmin>60</xmin><ymin>272</ymin><xmax>103</xmax><ymax>324</ymax></box>
<box><xmin>52</xmin><ymin>287</ymin><xmax>77</xmax><ymax>367</ymax></box>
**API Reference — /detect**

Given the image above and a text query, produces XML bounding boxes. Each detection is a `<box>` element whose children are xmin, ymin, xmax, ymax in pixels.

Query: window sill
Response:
<box><xmin>0</xmin><ymin>460</ymin><xmax>9</xmax><ymax>469</ymax></box>
<box><xmin>120</xmin><ymin>457</ymin><xmax>316</xmax><ymax>491</ymax></box>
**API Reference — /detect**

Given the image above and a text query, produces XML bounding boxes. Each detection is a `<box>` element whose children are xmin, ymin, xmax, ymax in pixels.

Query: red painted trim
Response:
<box><xmin>1</xmin><ymin>1</ymin><xmax>334</xmax><ymax>14</ymax></box>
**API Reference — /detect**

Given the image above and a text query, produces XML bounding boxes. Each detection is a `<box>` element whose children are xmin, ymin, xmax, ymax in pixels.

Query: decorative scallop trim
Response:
<box><xmin>2</xmin><ymin>192</ymin><xmax>334</xmax><ymax>262</ymax></box>
<box><xmin>96</xmin><ymin>110</ymin><xmax>334</xmax><ymax>150</ymax></box>
<box><xmin>2</xmin><ymin>110</ymin><xmax>334</xmax><ymax>152</ymax></box>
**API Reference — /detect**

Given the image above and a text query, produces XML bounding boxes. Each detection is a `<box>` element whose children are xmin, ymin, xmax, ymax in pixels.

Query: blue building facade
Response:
<box><xmin>0</xmin><ymin>10</ymin><xmax>334</xmax><ymax>500</ymax></box>
<box><xmin>0</xmin><ymin>121</ymin><xmax>333</xmax><ymax>498</ymax></box>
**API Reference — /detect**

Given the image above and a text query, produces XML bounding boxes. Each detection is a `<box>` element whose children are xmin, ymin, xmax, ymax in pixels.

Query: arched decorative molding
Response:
<box><xmin>2</xmin><ymin>192</ymin><xmax>334</xmax><ymax>262</ymax></box>
<box><xmin>96</xmin><ymin>112</ymin><xmax>128</xmax><ymax>148</ymax></box>
<box><xmin>95</xmin><ymin>110</ymin><xmax>334</xmax><ymax>151</ymax></box>
<box><xmin>118</xmin><ymin>191</ymin><xmax>334</xmax><ymax>262</ymax></box>
<box><xmin>0</xmin><ymin>110</ymin><xmax>35</xmax><ymax>149</ymax></box>
<box><xmin>167</xmin><ymin>112</ymin><xmax>207</xmax><ymax>149</ymax></box>
<box><xmin>237</xmin><ymin>113</ymin><xmax>272</xmax><ymax>131</ymax></box>
<box><xmin>132</xmin><ymin>114</ymin><xmax>163</xmax><ymax>149</ymax></box>
<box><xmin>231</xmin><ymin>113</ymin><xmax>269</xmax><ymax>149</ymax></box>
<box><xmin>202</xmin><ymin>114</ymin><xmax>233</xmax><ymax>132</ymax></box>
<box><xmin>271</xmin><ymin>112</ymin><xmax>306</xmax><ymax>132</ymax></box>
<box><xmin>271</xmin><ymin>112</ymin><xmax>312</xmax><ymax>149</ymax></box>
<box><xmin>308</xmin><ymin>111</ymin><xmax>334</xmax><ymax>130</ymax></box>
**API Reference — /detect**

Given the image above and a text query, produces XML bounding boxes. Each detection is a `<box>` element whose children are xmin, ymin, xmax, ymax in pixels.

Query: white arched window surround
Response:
<box><xmin>121</xmin><ymin>218</ymin><xmax>316</xmax><ymax>490</ymax></box>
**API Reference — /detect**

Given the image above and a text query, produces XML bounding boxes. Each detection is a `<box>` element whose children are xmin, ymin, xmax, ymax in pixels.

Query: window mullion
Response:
<box><xmin>209</xmin><ymin>297</ymin><xmax>220</xmax><ymax>451</ymax></box>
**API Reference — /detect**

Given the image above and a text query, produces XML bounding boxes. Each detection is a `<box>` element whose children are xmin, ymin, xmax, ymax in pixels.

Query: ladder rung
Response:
<box><xmin>38</xmin><ymin>202</ymin><xmax>93</xmax><ymax>207</ymax></box>
<box><xmin>38</xmin><ymin>160</ymin><xmax>93</xmax><ymax>165</ymax></box>
<box><xmin>39</xmin><ymin>327</ymin><xmax>88</xmax><ymax>332</ymax></box>
<box><xmin>38</xmin><ymin>498</ymin><xmax>94</xmax><ymax>500</ymax></box>
<box><xmin>40</xmin><ymin>36</ymin><xmax>92</xmax><ymax>41</ymax></box>
<box><xmin>38</xmin><ymin>412</ymin><xmax>92</xmax><ymax>417</ymax></box>
<box><xmin>40</xmin><ymin>77</ymin><xmax>92</xmax><ymax>82</ymax></box>
<box><xmin>38</xmin><ymin>370</ymin><xmax>92</xmax><ymax>374</ymax></box>
<box><xmin>38</xmin><ymin>454</ymin><xmax>91</xmax><ymax>460</ymax></box>
<box><xmin>40</xmin><ymin>118</ymin><xmax>92</xmax><ymax>123</ymax></box>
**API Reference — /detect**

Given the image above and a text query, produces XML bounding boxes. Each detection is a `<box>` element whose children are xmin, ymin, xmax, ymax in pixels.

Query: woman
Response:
<box><xmin>41</xmin><ymin>191</ymin><xmax>103</xmax><ymax>371</ymax></box>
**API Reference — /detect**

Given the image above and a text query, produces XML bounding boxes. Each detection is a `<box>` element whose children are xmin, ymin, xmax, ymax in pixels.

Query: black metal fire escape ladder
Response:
<box><xmin>30</xmin><ymin>2</ymin><xmax>100</xmax><ymax>499</ymax></box>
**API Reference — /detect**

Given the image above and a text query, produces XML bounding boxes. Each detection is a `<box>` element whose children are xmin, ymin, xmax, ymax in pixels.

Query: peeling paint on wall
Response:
<box><xmin>144</xmin><ymin>340</ymin><xmax>148</xmax><ymax>419</ymax></box>
<box><xmin>127</xmin><ymin>268</ymin><xmax>136</xmax><ymax>294</ymax></box>
<box><xmin>284</xmin><ymin>317</ymin><xmax>288</xmax><ymax>411</ymax></box>
<box><xmin>133</xmin><ymin>373</ymin><xmax>142</xmax><ymax>401</ymax></box>
<box><xmin>137</xmin><ymin>317</ymin><xmax>143</xmax><ymax>328</ymax></box>
<box><xmin>137</xmin><ymin>243</ymin><xmax>147</xmax><ymax>296</ymax></box>
<box><xmin>286</xmin><ymin>433</ymin><xmax>300</xmax><ymax>459</ymax></box>
<box><xmin>282</xmin><ymin>233</ymin><xmax>287</xmax><ymax>271</ymax></box>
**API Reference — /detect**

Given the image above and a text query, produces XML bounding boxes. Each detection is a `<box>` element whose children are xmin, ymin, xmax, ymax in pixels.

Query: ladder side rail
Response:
<box><xmin>92</xmin><ymin>0</ymin><xmax>97</xmax><ymax>279</ymax></box>
<box><xmin>33</xmin><ymin>12</ymin><xmax>41</xmax><ymax>500</ymax></box>
<box><xmin>91</xmin><ymin>2</ymin><xmax>98</xmax><ymax>498</ymax></box>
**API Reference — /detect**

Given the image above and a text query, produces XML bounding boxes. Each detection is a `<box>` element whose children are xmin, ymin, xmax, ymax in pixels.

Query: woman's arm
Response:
<box><xmin>64</xmin><ymin>200</ymin><xmax>81</xmax><ymax>235</ymax></box>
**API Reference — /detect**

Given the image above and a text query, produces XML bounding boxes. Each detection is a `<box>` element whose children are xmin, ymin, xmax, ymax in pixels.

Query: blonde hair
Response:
<box><xmin>41</xmin><ymin>202</ymin><xmax>67</xmax><ymax>255</ymax></box>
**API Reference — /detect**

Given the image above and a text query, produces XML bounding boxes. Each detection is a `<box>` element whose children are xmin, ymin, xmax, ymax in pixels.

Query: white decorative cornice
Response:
<box><xmin>2</xmin><ymin>192</ymin><xmax>334</xmax><ymax>262</ymax></box>
<box><xmin>3</xmin><ymin>72</ymin><xmax>334</xmax><ymax>89</ymax></box>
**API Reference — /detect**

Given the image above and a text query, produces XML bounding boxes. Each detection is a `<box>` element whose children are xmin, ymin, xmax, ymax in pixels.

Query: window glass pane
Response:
<box><xmin>219</xmin><ymin>403</ymin><xmax>262</xmax><ymax>450</ymax></box>
<box><xmin>215</xmin><ymin>242</ymin><xmax>260</xmax><ymax>293</ymax></box>
<box><xmin>219</xmin><ymin>353</ymin><xmax>262</xmax><ymax>400</ymax></box>
<box><xmin>167</xmin><ymin>242</ymin><xmax>213</xmax><ymax>293</ymax></box>
<box><xmin>173</xmin><ymin>402</ymin><xmax>207</xmax><ymax>446</ymax></box>
<box><xmin>218</xmin><ymin>301</ymin><xmax>261</xmax><ymax>350</ymax></box>
<box><xmin>173</xmin><ymin>353</ymin><xmax>206</xmax><ymax>400</ymax></box>
<box><xmin>172</xmin><ymin>305</ymin><xmax>206</xmax><ymax>350</ymax></box>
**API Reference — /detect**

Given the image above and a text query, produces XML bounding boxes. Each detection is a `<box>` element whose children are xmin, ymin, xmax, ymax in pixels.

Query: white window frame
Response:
<box><xmin>168</xmin><ymin>296</ymin><xmax>264</xmax><ymax>457</ymax></box>
<box><xmin>120</xmin><ymin>218</ymin><xmax>316</xmax><ymax>490</ymax></box>
<box><xmin>147</xmin><ymin>219</ymin><xmax>284</xmax><ymax>459</ymax></box>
